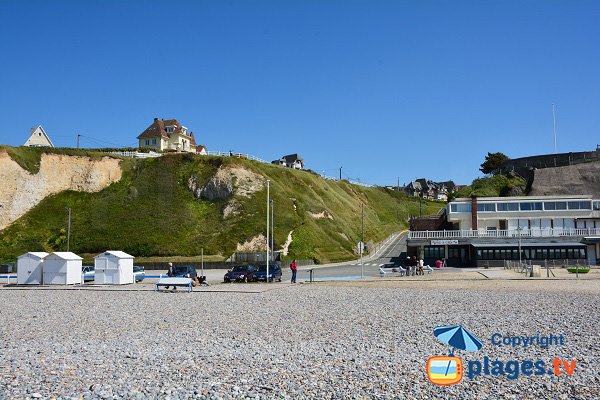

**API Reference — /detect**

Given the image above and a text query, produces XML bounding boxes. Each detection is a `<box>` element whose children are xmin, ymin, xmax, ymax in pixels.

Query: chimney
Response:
<box><xmin>471</xmin><ymin>195</ymin><xmax>478</xmax><ymax>230</ymax></box>
<box><xmin>154</xmin><ymin>117</ymin><xmax>159</xmax><ymax>122</ymax></box>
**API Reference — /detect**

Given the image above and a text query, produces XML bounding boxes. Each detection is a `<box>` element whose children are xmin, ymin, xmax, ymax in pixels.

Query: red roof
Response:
<box><xmin>137</xmin><ymin>118</ymin><xmax>190</xmax><ymax>139</ymax></box>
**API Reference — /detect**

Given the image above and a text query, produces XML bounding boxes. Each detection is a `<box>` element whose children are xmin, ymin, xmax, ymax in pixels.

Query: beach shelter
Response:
<box><xmin>94</xmin><ymin>251</ymin><xmax>134</xmax><ymax>285</ymax></box>
<box><xmin>17</xmin><ymin>252</ymin><xmax>49</xmax><ymax>284</ymax></box>
<box><xmin>43</xmin><ymin>252</ymin><xmax>82</xmax><ymax>285</ymax></box>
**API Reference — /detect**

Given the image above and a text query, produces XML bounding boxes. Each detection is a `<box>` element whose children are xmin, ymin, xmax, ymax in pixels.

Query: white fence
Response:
<box><xmin>202</xmin><ymin>151</ymin><xmax>268</xmax><ymax>164</ymax></box>
<box><xmin>107</xmin><ymin>151</ymin><xmax>162</xmax><ymax>159</ymax></box>
<box><xmin>408</xmin><ymin>228</ymin><xmax>600</xmax><ymax>239</ymax></box>
<box><xmin>104</xmin><ymin>149</ymin><xmax>375</xmax><ymax>187</ymax></box>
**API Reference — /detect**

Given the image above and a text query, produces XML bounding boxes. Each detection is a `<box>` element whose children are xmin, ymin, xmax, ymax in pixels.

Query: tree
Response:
<box><xmin>479</xmin><ymin>152</ymin><xmax>510</xmax><ymax>175</ymax></box>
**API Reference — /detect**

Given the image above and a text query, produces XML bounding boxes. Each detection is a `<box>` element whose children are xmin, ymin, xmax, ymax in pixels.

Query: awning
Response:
<box><xmin>471</xmin><ymin>243</ymin><xmax>585</xmax><ymax>248</ymax></box>
<box><xmin>581</xmin><ymin>237</ymin><xmax>600</xmax><ymax>245</ymax></box>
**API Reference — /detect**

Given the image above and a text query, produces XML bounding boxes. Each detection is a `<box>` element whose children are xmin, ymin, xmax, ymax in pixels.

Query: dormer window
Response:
<box><xmin>166</xmin><ymin>126</ymin><xmax>174</xmax><ymax>133</ymax></box>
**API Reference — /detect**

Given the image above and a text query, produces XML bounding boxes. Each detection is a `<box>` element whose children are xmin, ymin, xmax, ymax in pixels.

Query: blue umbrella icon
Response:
<box><xmin>434</xmin><ymin>325</ymin><xmax>483</xmax><ymax>353</ymax></box>
<box><xmin>433</xmin><ymin>325</ymin><xmax>483</xmax><ymax>376</ymax></box>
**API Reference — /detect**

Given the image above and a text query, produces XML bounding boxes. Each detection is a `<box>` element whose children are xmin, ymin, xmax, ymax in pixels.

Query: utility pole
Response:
<box><xmin>65</xmin><ymin>207</ymin><xmax>71</xmax><ymax>252</ymax></box>
<box><xmin>77</xmin><ymin>134</ymin><xmax>81</xmax><ymax>149</ymax></box>
<box><xmin>397</xmin><ymin>177</ymin><xmax>400</xmax><ymax>192</ymax></box>
<box><xmin>270</xmin><ymin>198</ymin><xmax>274</xmax><ymax>255</ymax></box>
<box><xmin>266</xmin><ymin>180</ymin><xmax>270</xmax><ymax>283</ymax></box>
<box><xmin>361</xmin><ymin>203</ymin><xmax>364</xmax><ymax>279</ymax></box>
<box><xmin>339</xmin><ymin>167</ymin><xmax>342</xmax><ymax>181</ymax></box>
<box><xmin>201</xmin><ymin>248</ymin><xmax>204</xmax><ymax>279</ymax></box>
<box><xmin>552</xmin><ymin>104</ymin><xmax>557</xmax><ymax>153</ymax></box>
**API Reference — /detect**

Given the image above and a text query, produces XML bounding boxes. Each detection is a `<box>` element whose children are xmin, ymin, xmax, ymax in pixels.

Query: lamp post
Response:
<box><xmin>361</xmin><ymin>203</ymin><xmax>364</xmax><ymax>279</ymax></box>
<box><xmin>270</xmin><ymin>198</ymin><xmax>274</xmax><ymax>255</ymax></box>
<box><xmin>266</xmin><ymin>179</ymin><xmax>270</xmax><ymax>283</ymax></box>
<box><xmin>65</xmin><ymin>207</ymin><xmax>71</xmax><ymax>252</ymax></box>
<box><xmin>517</xmin><ymin>226</ymin><xmax>522</xmax><ymax>266</ymax></box>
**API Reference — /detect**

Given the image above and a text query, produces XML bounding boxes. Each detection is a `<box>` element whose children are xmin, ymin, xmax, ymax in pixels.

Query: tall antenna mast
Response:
<box><xmin>552</xmin><ymin>104</ymin><xmax>557</xmax><ymax>153</ymax></box>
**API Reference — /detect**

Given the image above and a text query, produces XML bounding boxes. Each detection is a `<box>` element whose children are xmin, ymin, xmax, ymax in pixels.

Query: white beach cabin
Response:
<box><xmin>17</xmin><ymin>252</ymin><xmax>49</xmax><ymax>285</ymax></box>
<box><xmin>43</xmin><ymin>252</ymin><xmax>83</xmax><ymax>285</ymax></box>
<box><xmin>94</xmin><ymin>251</ymin><xmax>134</xmax><ymax>285</ymax></box>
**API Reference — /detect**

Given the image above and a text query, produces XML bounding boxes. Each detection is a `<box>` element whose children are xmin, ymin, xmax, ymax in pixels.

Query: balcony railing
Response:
<box><xmin>408</xmin><ymin>228</ymin><xmax>600</xmax><ymax>239</ymax></box>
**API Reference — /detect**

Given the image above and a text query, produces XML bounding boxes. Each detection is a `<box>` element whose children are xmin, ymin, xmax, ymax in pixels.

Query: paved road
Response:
<box><xmin>283</xmin><ymin>231</ymin><xmax>409</xmax><ymax>282</ymax></box>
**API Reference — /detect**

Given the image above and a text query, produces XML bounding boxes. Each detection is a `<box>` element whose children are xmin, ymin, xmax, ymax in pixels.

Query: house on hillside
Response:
<box><xmin>23</xmin><ymin>126</ymin><xmax>54</xmax><ymax>147</ymax></box>
<box><xmin>404</xmin><ymin>178</ymin><xmax>456</xmax><ymax>201</ymax></box>
<box><xmin>271</xmin><ymin>154</ymin><xmax>304</xmax><ymax>169</ymax></box>
<box><xmin>137</xmin><ymin>118</ymin><xmax>205</xmax><ymax>153</ymax></box>
<box><xmin>196</xmin><ymin>145</ymin><xmax>208</xmax><ymax>155</ymax></box>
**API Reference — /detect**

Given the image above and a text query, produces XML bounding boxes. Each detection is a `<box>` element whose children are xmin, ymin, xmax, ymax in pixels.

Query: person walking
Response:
<box><xmin>290</xmin><ymin>260</ymin><xmax>297</xmax><ymax>283</ymax></box>
<box><xmin>417</xmin><ymin>258</ymin><xmax>424</xmax><ymax>275</ymax></box>
<box><xmin>410</xmin><ymin>256</ymin><xmax>417</xmax><ymax>276</ymax></box>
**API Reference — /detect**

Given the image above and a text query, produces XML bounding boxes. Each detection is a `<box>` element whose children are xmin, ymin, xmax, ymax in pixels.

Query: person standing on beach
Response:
<box><xmin>290</xmin><ymin>260</ymin><xmax>297</xmax><ymax>283</ymax></box>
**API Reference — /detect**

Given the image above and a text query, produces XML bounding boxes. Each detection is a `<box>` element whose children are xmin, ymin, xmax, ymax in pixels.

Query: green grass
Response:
<box><xmin>0</xmin><ymin>148</ymin><xmax>445</xmax><ymax>264</ymax></box>
<box><xmin>566</xmin><ymin>267</ymin><xmax>590</xmax><ymax>273</ymax></box>
<box><xmin>0</xmin><ymin>145</ymin><xmax>117</xmax><ymax>174</ymax></box>
<box><xmin>453</xmin><ymin>174</ymin><xmax>527</xmax><ymax>198</ymax></box>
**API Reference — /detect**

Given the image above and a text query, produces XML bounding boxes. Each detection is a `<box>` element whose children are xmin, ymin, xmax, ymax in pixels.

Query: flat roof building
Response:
<box><xmin>407</xmin><ymin>195</ymin><xmax>600</xmax><ymax>267</ymax></box>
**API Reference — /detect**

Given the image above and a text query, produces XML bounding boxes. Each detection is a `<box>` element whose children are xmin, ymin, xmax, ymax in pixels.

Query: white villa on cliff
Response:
<box><xmin>137</xmin><ymin>118</ymin><xmax>201</xmax><ymax>153</ymax></box>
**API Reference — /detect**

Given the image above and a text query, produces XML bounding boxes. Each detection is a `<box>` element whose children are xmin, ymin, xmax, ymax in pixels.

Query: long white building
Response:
<box><xmin>407</xmin><ymin>195</ymin><xmax>600</xmax><ymax>267</ymax></box>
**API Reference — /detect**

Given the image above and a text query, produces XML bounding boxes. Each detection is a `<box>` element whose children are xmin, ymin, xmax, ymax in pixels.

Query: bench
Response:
<box><xmin>379</xmin><ymin>266</ymin><xmax>406</xmax><ymax>277</ymax></box>
<box><xmin>423</xmin><ymin>265</ymin><xmax>433</xmax><ymax>274</ymax></box>
<box><xmin>155</xmin><ymin>277</ymin><xmax>193</xmax><ymax>292</ymax></box>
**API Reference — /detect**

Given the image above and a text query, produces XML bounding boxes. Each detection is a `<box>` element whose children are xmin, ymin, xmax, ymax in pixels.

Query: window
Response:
<box><xmin>167</xmin><ymin>127</ymin><xmax>174</xmax><ymax>133</ymax></box>
<box><xmin>579</xmin><ymin>201</ymin><xmax>592</xmax><ymax>210</ymax></box>
<box><xmin>450</xmin><ymin>203</ymin><xmax>471</xmax><ymax>213</ymax></box>
<box><xmin>478</xmin><ymin>203</ymin><xmax>496</xmax><ymax>212</ymax></box>
<box><xmin>520</xmin><ymin>202</ymin><xmax>543</xmax><ymax>211</ymax></box>
<box><xmin>555</xmin><ymin>202</ymin><xmax>567</xmax><ymax>210</ymax></box>
<box><xmin>145</xmin><ymin>139</ymin><xmax>150</xmax><ymax>145</ymax></box>
<box><xmin>568</xmin><ymin>201</ymin><xmax>580</xmax><ymax>210</ymax></box>
<box><xmin>424</xmin><ymin>246</ymin><xmax>444</xmax><ymax>259</ymax></box>
<box><xmin>151</xmin><ymin>139</ymin><xmax>156</xmax><ymax>145</ymax></box>
<box><xmin>544</xmin><ymin>202</ymin><xmax>556</xmax><ymax>210</ymax></box>
<box><xmin>594</xmin><ymin>201</ymin><xmax>600</xmax><ymax>211</ymax></box>
<box><xmin>497</xmin><ymin>203</ymin><xmax>519</xmax><ymax>211</ymax></box>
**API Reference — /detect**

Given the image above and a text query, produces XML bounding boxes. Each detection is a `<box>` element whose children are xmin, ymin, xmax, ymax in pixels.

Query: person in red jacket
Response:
<box><xmin>290</xmin><ymin>260</ymin><xmax>297</xmax><ymax>283</ymax></box>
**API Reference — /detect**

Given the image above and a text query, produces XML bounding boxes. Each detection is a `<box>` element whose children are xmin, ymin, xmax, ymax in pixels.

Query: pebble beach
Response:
<box><xmin>0</xmin><ymin>279</ymin><xmax>599</xmax><ymax>399</ymax></box>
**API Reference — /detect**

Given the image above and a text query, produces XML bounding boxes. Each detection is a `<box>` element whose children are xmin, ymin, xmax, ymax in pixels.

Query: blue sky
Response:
<box><xmin>1</xmin><ymin>1</ymin><xmax>599</xmax><ymax>186</ymax></box>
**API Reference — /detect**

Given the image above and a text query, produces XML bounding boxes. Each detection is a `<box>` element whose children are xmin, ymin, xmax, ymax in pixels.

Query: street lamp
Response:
<box><xmin>65</xmin><ymin>207</ymin><xmax>71</xmax><ymax>252</ymax></box>
<box><xmin>517</xmin><ymin>226</ymin><xmax>522</xmax><ymax>266</ymax></box>
<box><xmin>266</xmin><ymin>179</ymin><xmax>270</xmax><ymax>283</ymax></box>
<box><xmin>270</xmin><ymin>198</ymin><xmax>274</xmax><ymax>254</ymax></box>
<box><xmin>361</xmin><ymin>203</ymin><xmax>364</xmax><ymax>279</ymax></box>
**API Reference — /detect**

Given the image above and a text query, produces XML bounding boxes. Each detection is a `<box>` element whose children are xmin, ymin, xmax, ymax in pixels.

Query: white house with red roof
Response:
<box><xmin>137</xmin><ymin>118</ymin><xmax>205</xmax><ymax>153</ymax></box>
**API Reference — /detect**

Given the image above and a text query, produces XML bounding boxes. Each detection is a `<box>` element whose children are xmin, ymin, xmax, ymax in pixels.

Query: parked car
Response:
<box><xmin>173</xmin><ymin>265</ymin><xmax>197</xmax><ymax>279</ymax></box>
<box><xmin>253</xmin><ymin>264</ymin><xmax>282</xmax><ymax>282</ymax></box>
<box><xmin>224</xmin><ymin>265</ymin><xmax>256</xmax><ymax>283</ymax></box>
<box><xmin>133</xmin><ymin>265</ymin><xmax>145</xmax><ymax>282</ymax></box>
<box><xmin>0</xmin><ymin>263</ymin><xmax>15</xmax><ymax>273</ymax></box>
<box><xmin>81</xmin><ymin>266</ymin><xmax>95</xmax><ymax>282</ymax></box>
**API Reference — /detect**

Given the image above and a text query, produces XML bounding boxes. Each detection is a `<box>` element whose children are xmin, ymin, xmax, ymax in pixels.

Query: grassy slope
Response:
<box><xmin>453</xmin><ymin>174</ymin><xmax>527</xmax><ymax>198</ymax></box>
<box><xmin>0</xmin><ymin>149</ymin><xmax>443</xmax><ymax>263</ymax></box>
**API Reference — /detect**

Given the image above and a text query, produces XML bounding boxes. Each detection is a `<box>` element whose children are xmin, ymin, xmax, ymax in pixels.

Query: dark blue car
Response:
<box><xmin>224</xmin><ymin>265</ymin><xmax>256</xmax><ymax>283</ymax></box>
<box><xmin>253</xmin><ymin>264</ymin><xmax>282</xmax><ymax>282</ymax></box>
